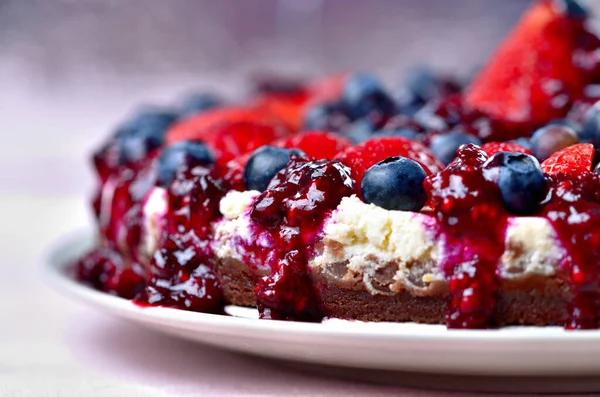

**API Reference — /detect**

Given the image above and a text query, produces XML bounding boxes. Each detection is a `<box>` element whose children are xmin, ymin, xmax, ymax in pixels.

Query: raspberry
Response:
<box><xmin>335</xmin><ymin>137</ymin><xmax>443</xmax><ymax>187</ymax></box>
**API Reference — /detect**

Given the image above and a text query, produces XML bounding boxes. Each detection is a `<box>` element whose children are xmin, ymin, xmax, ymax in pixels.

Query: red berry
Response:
<box><xmin>480</xmin><ymin>141</ymin><xmax>532</xmax><ymax>156</ymax></box>
<box><xmin>541</xmin><ymin>143</ymin><xmax>594</xmax><ymax>177</ymax></box>
<box><xmin>335</xmin><ymin>137</ymin><xmax>443</xmax><ymax>187</ymax></box>
<box><xmin>465</xmin><ymin>0</ymin><xmax>599</xmax><ymax>126</ymax></box>
<box><xmin>206</xmin><ymin>121</ymin><xmax>290</xmax><ymax>164</ymax></box>
<box><xmin>166</xmin><ymin>108</ymin><xmax>288</xmax><ymax>146</ymax></box>
<box><xmin>274</xmin><ymin>131</ymin><xmax>353</xmax><ymax>159</ymax></box>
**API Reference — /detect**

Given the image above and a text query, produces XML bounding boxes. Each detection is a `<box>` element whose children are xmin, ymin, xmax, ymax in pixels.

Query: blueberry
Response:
<box><xmin>343</xmin><ymin>119</ymin><xmax>376</xmax><ymax>143</ymax></box>
<box><xmin>303</xmin><ymin>102</ymin><xmax>351</xmax><ymax>132</ymax></box>
<box><xmin>156</xmin><ymin>141</ymin><xmax>215</xmax><ymax>187</ymax></box>
<box><xmin>578</xmin><ymin>101</ymin><xmax>600</xmax><ymax>147</ymax></box>
<box><xmin>484</xmin><ymin>152</ymin><xmax>546</xmax><ymax>214</ymax></box>
<box><xmin>178</xmin><ymin>93</ymin><xmax>221</xmax><ymax>118</ymax></box>
<box><xmin>243</xmin><ymin>146</ymin><xmax>305</xmax><ymax>192</ymax></box>
<box><xmin>429</xmin><ymin>130</ymin><xmax>482</xmax><ymax>165</ymax></box>
<box><xmin>115</xmin><ymin>108</ymin><xmax>177</xmax><ymax>163</ymax></box>
<box><xmin>554</xmin><ymin>0</ymin><xmax>588</xmax><ymax>19</ymax></box>
<box><xmin>361</xmin><ymin>156</ymin><xmax>427</xmax><ymax>212</ymax></box>
<box><xmin>530</xmin><ymin>123</ymin><xmax>579</xmax><ymax>161</ymax></box>
<box><xmin>341</xmin><ymin>74</ymin><xmax>397</xmax><ymax>121</ymax></box>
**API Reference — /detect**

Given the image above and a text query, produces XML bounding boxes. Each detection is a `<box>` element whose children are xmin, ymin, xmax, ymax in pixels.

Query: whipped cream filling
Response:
<box><xmin>213</xmin><ymin>190</ymin><xmax>261</xmax><ymax>266</ymax></box>
<box><xmin>310</xmin><ymin>196</ymin><xmax>568</xmax><ymax>296</ymax></box>
<box><xmin>140</xmin><ymin>186</ymin><xmax>168</xmax><ymax>260</ymax></box>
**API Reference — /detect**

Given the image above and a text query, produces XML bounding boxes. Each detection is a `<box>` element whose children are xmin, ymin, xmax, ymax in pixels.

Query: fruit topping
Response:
<box><xmin>480</xmin><ymin>141</ymin><xmax>533</xmax><ymax>156</ymax></box>
<box><xmin>429</xmin><ymin>130</ymin><xmax>482</xmax><ymax>165</ymax></box>
<box><xmin>247</xmin><ymin>157</ymin><xmax>355</xmax><ymax>320</ymax></box>
<box><xmin>303</xmin><ymin>102</ymin><xmax>351</xmax><ymax>132</ymax></box>
<box><xmin>395</xmin><ymin>66</ymin><xmax>463</xmax><ymax>115</ymax></box>
<box><xmin>530</xmin><ymin>123</ymin><xmax>579</xmax><ymax>161</ymax></box>
<box><xmin>341</xmin><ymin>74</ymin><xmax>398</xmax><ymax>126</ymax></box>
<box><xmin>243</xmin><ymin>146</ymin><xmax>306</xmax><ymax>192</ymax></box>
<box><xmin>425</xmin><ymin>144</ymin><xmax>508</xmax><ymax>328</ymax></box>
<box><xmin>361</xmin><ymin>156</ymin><xmax>427</xmax><ymax>212</ymax></box>
<box><xmin>335</xmin><ymin>137</ymin><xmax>443</xmax><ymax>189</ymax></box>
<box><xmin>165</xmin><ymin>107</ymin><xmax>287</xmax><ymax>146</ymax></box>
<box><xmin>541</xmin><ymin>142</ymin><xmax>594</xmax><ymax>177</ymax></box>
<box><xmin>177</xmin><ymin>92</ymin><xmax>222</xmax><ymax>119</ymax></box>
<box><xmin>156</xmin><ymin>141</ymin><xmax>215</xmax><ymax>187</ymax></box>
<box><xmin>465</xmin><ymin>0</ymin><xmax>599</xmax><ymax>126</ymax></box>
<box><xmin>483</xmin><ymin>152</ymin><xmax>547</xmax><ymax>214</ymax></box>
<box><xmin>135</xmin><ymin>264</ymin><xmax>222</xmax><ymax>313</ymax></box>
<box><xmin>274</xmin><ymin>131</ymin><xmax>352</xmax><ymax>160</ymax></box>
<box><xmin>578</xmin><ymin>101</ymin><xmax>600</xmax><ymax>147</ymax></box>
<box><xmin>76</xmin><ymin>248</ymin><xmax>146</xmax><ymax>299</ymax></box>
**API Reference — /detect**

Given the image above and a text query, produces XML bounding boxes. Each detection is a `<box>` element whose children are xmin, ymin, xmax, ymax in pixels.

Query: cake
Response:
<box><xmin>75</xmin><ymin>0</ymin><xmax>600</xmax><ymax>329</ymax></box>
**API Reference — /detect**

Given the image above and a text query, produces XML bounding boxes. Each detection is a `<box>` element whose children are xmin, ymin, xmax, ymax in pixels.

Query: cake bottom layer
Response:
<box><xmin>313</xmin><ymin>267</ymin><xmax>571</xmax><ymax>326</ymax></box>
<box><xmin>216</xmin><ymin>256</ymin><xmax>572</xmax><ymax>326</ymax></box>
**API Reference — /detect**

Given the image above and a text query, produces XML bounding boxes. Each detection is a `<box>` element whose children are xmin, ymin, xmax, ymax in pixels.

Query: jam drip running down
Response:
<box><xmin>134</xmin><ymin>164</ymin><xmax>229</xmax><ymax>312</ymax></box>
<box><xmin>425</xmin><ymin>144</ymin><xmax>508</xmax><ymax>328</ymax></box>
<box><xmin>543</xmin><ymin>173</ymin><xmax>600</xmax><ymax>329</ymax></box>
<box><xmin>249</xmin><ymin>156</ymin><xmax>355</xmax><ymax>321</ymax></box>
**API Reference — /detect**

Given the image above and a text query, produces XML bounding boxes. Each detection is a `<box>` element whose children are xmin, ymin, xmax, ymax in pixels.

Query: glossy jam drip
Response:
<box><xmin>542</xmin><ymin>174</ymin><xmax>600</xmax><ymax>329</ymax></box>
<box><xmin>136</xmin><ymin>264</ymin><xmax>223</xmax><ymax>313</ymax></box>
<box><xmin>76</xmin><ymin>247</ymin><xmax>146</xmax><ymax>299</ymax></box>
<box><xmin>133</xmin><ymin>163</ymin><xmax>228</xmax><ymax>311</ymax></box>
<box><xmin>248</xmin><ymin>156</ymin><xmax>355</xmax><ymax>321</ymax></box>
<box><xmin>425</xmin><ymin>144</ymin><xmax>508</xmax><ymax>328</ymax></box>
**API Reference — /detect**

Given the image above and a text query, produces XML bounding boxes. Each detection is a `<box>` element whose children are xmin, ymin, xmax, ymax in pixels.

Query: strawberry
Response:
<box><xmin>205</xmin><ymin>121</ymin><xmax>291</xmax><ymax>164</ymax></box>
<box><xmin>465</xmin><ymin>0</ymin><xmax>599</xmax><ymax>127</ymax></box>
<box><xmin>541</xmin><ymin>143</ymin><xmax>594</xmax><ymax>176</ymax></box>
<box><xmin>335</xmin><ymin>137</ymin><xmax>443</xmax><ymax>187</ymax></box>
<box><xmin>166</xmin><ymin>107</ymin><xmax>286</xmax><ymax>145</ymax></box>
<box><xmin>274</xmin><ymin>131</ymin><xmax>352</xmax><ymax>159</ymax></box>
<box><xmin>480</xmin><ymin>141</ymin><xmax>533</xmax><ymax>156</ymax></box>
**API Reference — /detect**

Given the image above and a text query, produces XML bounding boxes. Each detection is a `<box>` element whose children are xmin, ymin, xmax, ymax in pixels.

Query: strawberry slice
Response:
<box><xmin>465</xmin><ymin>0</ymin><xmax>599</xmax><ymax>126</ymax></box>
<box><xmin>274</xmin><ymin>131</ymin><xmax>352</xmax><ymax>159</ymax></box>
<box><xmin>335</xmin><ymin>137</ymin><xmax>443</xmax><ymax>187</ymax></box>
<box><xmin>166</xmin><ymin>107</ymin><xmax>286</xmax><ymax>145</ymax></box>
<box><xmin>480</xmin><ymin>141</ymin><xmax>532</xmax><ymax>156</ymax></box>
<box><xmin>541</xmin><ymin>143</ymin><xmax>594</xmax><ymax>176</ymax></box>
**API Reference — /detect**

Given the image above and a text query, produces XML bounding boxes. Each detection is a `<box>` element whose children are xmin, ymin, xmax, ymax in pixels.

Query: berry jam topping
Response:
<box><xmin>248</xmin><ymin>156</ymin><xmax>355</xmax><ymax>321</ymax></box>
<box><xmin>135</xmin><ymin>264</ymin><xmax>222</xmax><ymax>313</ymax></box>
<box><xmin>425</xmin><ymin>144</ymin><xmax>508</xmax><ymax>328</ymax></box>
<box><xmin>76</xmin><ymin>248</ymin><xmax>146</xmax><ymax>299</ymax></box>
<box><xmin>156</xmin><ymin>140</ymin><xmax>215</xmax><ymax>188</ymax></box>
<box><xmin>542</xmin><ymin>173</ymin><xmax>600</xmax><ymax>329</ymax></box>
<box><xmin>361</xmin><ymin>156</ymin><xmax>427</xmax><ymax>212</ymax></box>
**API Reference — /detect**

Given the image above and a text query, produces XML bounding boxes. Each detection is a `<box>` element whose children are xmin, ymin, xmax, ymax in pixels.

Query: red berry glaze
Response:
<box><xmin>235</xmin><ymin>156</ymin><xmax>356</xmax><ymax>321</ymax></box>
<box><xmin>542</xmin><ymin>172</ymin><xmax>600</xmax><ymax>328</ymax></box>
<box><xmin>425</xmin><ymin>144</ymin><xmax>508</xmax><ymax>328</ymax></box>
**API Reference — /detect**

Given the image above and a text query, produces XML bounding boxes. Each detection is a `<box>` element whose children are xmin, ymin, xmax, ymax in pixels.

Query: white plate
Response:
<box><xmin>44</xmin><ymin>231</ymin><xmax>600</xmax><ymax>391</ymax></box>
